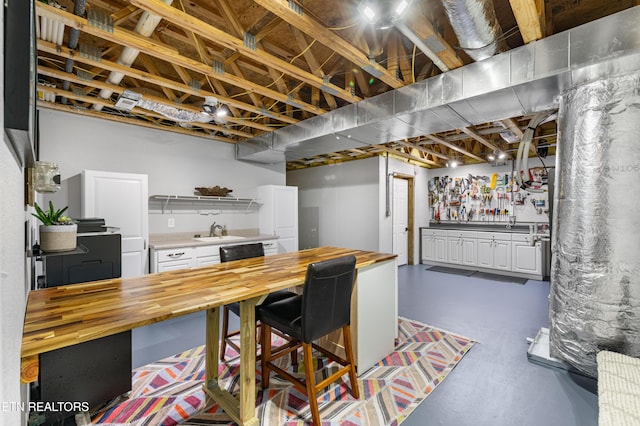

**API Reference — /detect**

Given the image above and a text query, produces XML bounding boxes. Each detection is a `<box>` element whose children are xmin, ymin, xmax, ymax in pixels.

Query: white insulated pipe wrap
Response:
<box><xmin>549</xmin><ymin>70</ymin><xmax>640</xmax><ymax>377</ymax></box>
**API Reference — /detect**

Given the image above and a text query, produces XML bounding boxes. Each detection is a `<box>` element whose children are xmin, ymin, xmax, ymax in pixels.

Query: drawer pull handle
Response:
<box><xmin>167</xmin><ymin>252</ymin><xmax>185</xmax><ymax>258</ymax></box>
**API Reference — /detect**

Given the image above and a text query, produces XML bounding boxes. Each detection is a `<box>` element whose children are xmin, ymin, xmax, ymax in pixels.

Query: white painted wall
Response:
<box><xmin>287</xmin><ymin>157</ymin><xmax>379</xmax><ymax>251</ymax></box>
<box><xmin>287</xmin><ymin>155</ymin><xmax>430</xmax><ymax>264</ymax></box>
<box><xmin>38</xmin><ymin>109</ymin><xmax>286</xmax><ymax>235</ymax></box>
<box><xmin>1</xmin><ymin>8</ymin><xmax>30</xmax><ymax>421</ymax></box>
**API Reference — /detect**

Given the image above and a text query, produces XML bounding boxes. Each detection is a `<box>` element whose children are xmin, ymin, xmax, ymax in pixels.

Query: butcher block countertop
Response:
<box><xmin>21</xmin><ymin>247</ymin><xmax>396</xmax><ymax>375</ymax></box>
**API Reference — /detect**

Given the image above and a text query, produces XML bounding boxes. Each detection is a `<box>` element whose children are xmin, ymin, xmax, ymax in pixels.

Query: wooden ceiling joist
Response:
<box><xmin>37</xmin><ymin>66</ymin><xmax>252</xmax><ymax>140</ymax></box>
<box><xmin>509</xmin><ymin>0</ymin><xmax>545</xmax><ymax>43</ymax></box>
<box><xmin>37</xmin><ymin>40</ymin><xmax>286</xmax><ymax>131</ymax></box>
<box><xmin>35</xmin><ymin>2</ymin><xmax>324</xmax><ymax>117</ymax></box>
<box><xmin>426</xmin><ymin>134</ymin><xmax>486</xmax><ymax>163</ymax></box>
<box><xmin>251</xmin><ymin>0</ymin><xmax>404</xmax><ymax>90</ymax></box>
<box><xmin>460</xmin><ymin>127</ymin><xmax>501</xmax><ymax>152</ymax></box>
<box><xmin>127</xmin><ymin>0</ymin><xmax>361</xmax><ymax>104</ymax></box>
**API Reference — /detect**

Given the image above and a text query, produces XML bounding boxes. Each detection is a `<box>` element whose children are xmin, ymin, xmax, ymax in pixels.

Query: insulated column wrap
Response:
<box><xmin>550</xmin><ymin>71</ymin><xmax>640</xmax><ymax>377</ymax></box>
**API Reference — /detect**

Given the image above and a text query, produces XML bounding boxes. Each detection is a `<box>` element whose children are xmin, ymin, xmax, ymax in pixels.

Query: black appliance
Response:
<box><xmin>32</xmin><ymin>219</ymin><xmax>131</xmax><ymax>425</ymax></box>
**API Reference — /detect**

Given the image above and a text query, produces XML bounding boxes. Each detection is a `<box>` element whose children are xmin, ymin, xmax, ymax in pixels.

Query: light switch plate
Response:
<box><xmin>167</xmin><ymin>218</ymin><xmax>175</xmax><ymax>228</ymax></box>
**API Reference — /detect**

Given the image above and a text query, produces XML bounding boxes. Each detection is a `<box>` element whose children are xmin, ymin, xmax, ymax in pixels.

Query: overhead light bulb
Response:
<box><xmin>488</xmin><ymin>154</ymin><xmax>496</xmax><ymax>161</ymax></box>
<box><xmin>216</xmin><ymin>107</ymin><xmax>227</xmax><ymax>118</ymax></box>
<box><xmin>394</xmin><ymin>0</ymin><xmax>409</xmax><ymax>16</ymax></box>
<box><xmin>498</xmin><ymin>151</ymin><xmax>507</xmax><ymax>159</ymax></box>
<box><xmin>362</xmin><ymin>4</ymin><xmax>377</xmax><ymax>21</ymax></box>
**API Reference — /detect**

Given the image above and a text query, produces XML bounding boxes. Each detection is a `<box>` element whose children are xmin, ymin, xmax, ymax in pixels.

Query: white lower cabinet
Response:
<box><xmin>153</xmin><ymin>248</ymin><xmax>195</xmax><ymax>272</ymax></box>
<box><xmin>447</xmin><ymin>231</ymin><xmax>477</xmax><ymax>266</ymax></box>
<box><xmin>421</xmin><ymin>228</ymin><xmax>543</xmax><ymax>279</ymax></box>
<box><xmin>512</xmin><ymin>234</ymin><xmax>542</xmax><ymax>276</ymax></box>
<box><xmin>151</xmin><ymin>239</ymin><xmax>279</xmax><ymax>273</ymax></box>
<box><xmin>477</xmin><ymin>232</ymin><xmax>512</xmax><ymax>271</ymax></box>
<box><xmin>421</xmin><ymin>229</ymin><xmax>448</xmax><ymax>263</ymax></box>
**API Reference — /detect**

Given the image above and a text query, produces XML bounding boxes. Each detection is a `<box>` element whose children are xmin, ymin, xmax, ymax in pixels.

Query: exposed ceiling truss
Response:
<box><xmin>34</xmin><ymin>0</ymin><xmax>633</xmax><ymax>169</ymax></box>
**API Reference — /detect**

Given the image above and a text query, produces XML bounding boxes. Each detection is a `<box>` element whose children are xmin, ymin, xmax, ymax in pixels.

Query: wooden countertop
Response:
<box><xmin>22</xmin><ymin>247</ymin><xmax>396</xmax><ymax>361</ymax></box>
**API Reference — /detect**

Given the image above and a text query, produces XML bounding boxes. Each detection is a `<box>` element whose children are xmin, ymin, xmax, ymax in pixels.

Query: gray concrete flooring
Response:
<box><xmin>131</xmin><ymin>265</ymin><xmax>598</xmax><ymax>426</ymax></box>
<box><xmin>399</xmin><ymin>265</ymin><xmax>597</xmax><ymax>426</ymax></box>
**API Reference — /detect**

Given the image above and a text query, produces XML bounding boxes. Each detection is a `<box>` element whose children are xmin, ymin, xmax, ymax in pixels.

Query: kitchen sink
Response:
<box><xmin>193</xmin><ymin>235</ymin><xmax>247</xmax><ymax>243</ymax></box>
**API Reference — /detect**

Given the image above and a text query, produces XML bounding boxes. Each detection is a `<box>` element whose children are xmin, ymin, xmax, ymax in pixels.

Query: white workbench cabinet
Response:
<box><xmin>421</xmin><ymin>229</ymin><xmax>447</xmax><ymax>263</ymax></box>
<box><xmin>511</xmin><ymin>234</ymin><xmax>542</xmax><ymax>276</ymax></box>
<box><xmin>476</xmin><ymin>232</ymin><xmax>512</xmax><ymax>271</ymax></box>
<box><xmin>447</xmin><ymin>231</ymin><xmax>477</xmax><ymax>267</ymax></box>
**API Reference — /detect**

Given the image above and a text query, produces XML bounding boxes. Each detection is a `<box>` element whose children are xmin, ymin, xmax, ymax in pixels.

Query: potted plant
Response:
<box><xmin>32</xmin><ymin>201</ymin><xmax>77</xmax><ymax>252</ymax></box>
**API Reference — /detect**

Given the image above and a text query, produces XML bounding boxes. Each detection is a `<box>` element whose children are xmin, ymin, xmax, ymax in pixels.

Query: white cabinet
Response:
<box><xmin>152</xmin><ymin>247</ymin><xmax>195</xmax><ymax>272</ymax></box>
<box><xmin>81</xmin><ymin>170</ymin><xmax>149</xmax><ymax>278</ymax></box>
<box><xmin>421</xmin><ymin>229</ymin><xmax>447</xmax><ymax>263</ymax></box>
<box><xmin>512</xmin><ymin>234</ymin><xmax>542</xmax><ymax>276</ymax></box>
<box><xmin>258</xmin><ymin>185</ymin><xmax>298</xmax><ymax>254</ymax></box>
<box><xmin>151</xmin><ymin>239</ymin><xmax>279</xmax><ymax>272</ymax></box>
<box><xmin>477</xmin><ymin>232</ymin><xmax>512</xmax><ymax>271</ymax></box>
<box><xmin>447</xmin><ymin>231</ymin><xmax>477</xmax><ymax>267</ymax></box>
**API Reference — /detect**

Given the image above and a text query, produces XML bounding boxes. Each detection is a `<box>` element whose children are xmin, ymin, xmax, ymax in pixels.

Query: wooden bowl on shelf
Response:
<box><xmin>195</xmin><ymin>186</ymin><xmax>233</xmax><ymax>197</ymax></box>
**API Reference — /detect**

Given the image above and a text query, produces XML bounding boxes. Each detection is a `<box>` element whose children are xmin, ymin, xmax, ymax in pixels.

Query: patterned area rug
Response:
<box><xmin>91</xmin><ymin>318</ymin><xmax>475</xmax><ymax>425</ymax></box>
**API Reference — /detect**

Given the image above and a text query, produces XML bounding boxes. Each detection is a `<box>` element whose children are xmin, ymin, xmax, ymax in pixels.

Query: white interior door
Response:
<box><xmin>82</xmin><ymin>170</ymin><xmax>149</xmax><ymax>278</ymax></box>
<box><xmin>392</xmin><ymin>178</ymin><xmax>408</xmax><ymax>266</ymax></box>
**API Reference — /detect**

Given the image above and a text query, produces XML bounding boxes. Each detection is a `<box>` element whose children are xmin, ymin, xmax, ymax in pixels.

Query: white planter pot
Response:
<box><xmin>39</xmin><ymin>224</ymin><xmax>78</xmax><ymax>252</ymax></box>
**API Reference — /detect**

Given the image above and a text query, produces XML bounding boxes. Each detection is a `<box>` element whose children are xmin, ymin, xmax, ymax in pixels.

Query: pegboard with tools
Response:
<box><xmin>428</xmin><ymin>170</ymin><xmax>550</xmax><ymax>225</ymax></box>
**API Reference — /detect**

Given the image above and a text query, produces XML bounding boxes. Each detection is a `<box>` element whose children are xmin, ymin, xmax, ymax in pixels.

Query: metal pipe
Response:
<box><xmin>440</xmin><ymin>0</ymin><xmax>507</xmax><ymax>61</ymax></box>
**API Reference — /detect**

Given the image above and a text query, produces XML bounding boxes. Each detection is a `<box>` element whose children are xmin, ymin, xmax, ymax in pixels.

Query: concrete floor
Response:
<box><xmin>399</xmin><ymin>265</ymin><xmax>598</xmax><ymax>426</ymax></box>
<box><xmin>131</xmin><ymin>264</ymin><xmax>598</xmax><ymax>426</ymax></box>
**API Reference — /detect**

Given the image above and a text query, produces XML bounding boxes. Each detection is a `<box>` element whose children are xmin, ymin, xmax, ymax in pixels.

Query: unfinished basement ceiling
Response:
<box><xmin>35</xmin><ymin>0</ymin><xmax>636</xmax><ymax>170</ymax></box>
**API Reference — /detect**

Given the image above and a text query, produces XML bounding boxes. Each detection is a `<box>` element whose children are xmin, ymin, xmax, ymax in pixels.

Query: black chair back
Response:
<box><xmin>300</xmin><ymin>255</ymin><xmax>356</xmax><ymax>342</ymax></box>
<box><xmin>219</xmin><ymin>243</ymin><xmax>264</xmax><ymax>262</ymax></box>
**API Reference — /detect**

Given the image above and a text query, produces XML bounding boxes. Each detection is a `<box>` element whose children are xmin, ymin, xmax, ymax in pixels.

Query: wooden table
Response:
<box><xmin>21</xmin><ymin>247</ymin><xmax>397</xmax><ymax>426</ymax></box>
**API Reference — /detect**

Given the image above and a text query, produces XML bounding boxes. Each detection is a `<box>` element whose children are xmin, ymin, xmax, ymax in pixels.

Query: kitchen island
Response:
<box><xmin>21</xmin><ymin>247</ymin><xmax>397</xmax><ymax>425</ymax></box>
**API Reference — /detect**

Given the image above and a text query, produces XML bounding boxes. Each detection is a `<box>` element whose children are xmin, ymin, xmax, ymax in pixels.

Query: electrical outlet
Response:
<box><xmin>167</xmin><ymin>218</ymin><xmax>175</xmax><ymax>228</ymax></box>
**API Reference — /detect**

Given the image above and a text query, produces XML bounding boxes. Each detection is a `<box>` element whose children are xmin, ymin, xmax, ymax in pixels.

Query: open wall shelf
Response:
<box><xmin>149</xmin><ymin>195</ymin><xmax>261</xmax><ymax>214</ymax></box>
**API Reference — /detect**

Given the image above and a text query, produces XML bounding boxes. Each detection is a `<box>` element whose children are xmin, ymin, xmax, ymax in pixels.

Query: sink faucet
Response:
<box><xmin>209</xmin><ymin>222</ymin><xmax>224</xmax><ymax>237</ymax></box>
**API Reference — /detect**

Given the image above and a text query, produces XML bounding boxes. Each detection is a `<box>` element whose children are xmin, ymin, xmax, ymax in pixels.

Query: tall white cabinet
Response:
<box><xmin>82</xmin><ymin>170</ymin><xmax>149</xmax><ymax>277</ymax></box>
<box><xmin>258</xmin><ymin>185</ymin><xmax>298</xmax><ymax>253</ymax></box>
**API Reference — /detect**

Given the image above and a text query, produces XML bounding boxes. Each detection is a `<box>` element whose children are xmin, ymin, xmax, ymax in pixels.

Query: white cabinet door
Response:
<box><xmin>494</xmin><ymin>240</ymin><xmax>512</xmax><ymax>271</ymax></box>
<box><xmin>82</xmin><ymin>170</ymin><xmax>148</xmax><ymax>278</ymax></box>
<box><xmin>422</xmin><ymin>233</ymin><xmax>436</xmax><ymax>262</ymax></box>
<box><xmin>512</xmin><ymin>235</ymin><xmax>542</xmax><ymax>275</ymax></box>
<box><xmin>447</xmin><ymin>237</ymin><xmax>462</xmax><ymax>264</ymax></box>
<box><xmin>477</xmin><ymin>238</ymin><xmax>494</xmax><ymax>268</ymax></box>
<box><xmin>434</xmin><ymin>234</ymin><xmax>447</xmax><ymax>262</ymax></box>
<box><xmin>461</xmin><ymin>237</ymin><xmax>477</xmax><ymax>267</ymax></box>
<box><xmin>196</xmin><ymin>256</ymin><xmax>219</xmax><ymax>267</ymax></box>
<box><xmin>259</xmin><ymin>185</ymin><xmax>298</xmax><ymax>254</ymax></box>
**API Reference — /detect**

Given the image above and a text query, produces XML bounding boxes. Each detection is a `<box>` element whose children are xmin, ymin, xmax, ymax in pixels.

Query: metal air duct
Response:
<box><xmin>62</xmin><ymin>0</ymin><xmax>87</xmax><ymax>104</ymax></box>
<box><xmin>549</xmin><ymin>70</ymin><xmax>640</xmax><ymax>378</ymax></box>
<box><xmin>441</xmin><ymin>0</ymin><xmax>507</xmax><ymax>61</ymax></box>
<box><xmin>93</xmin><ymin>0</ymin><xmax>173</xmax><ymax>111</ymax></box>
<box><xmin>236</xmin><ymin>7</ymin><xmax>640</xmax><ymax>164</ymax></box>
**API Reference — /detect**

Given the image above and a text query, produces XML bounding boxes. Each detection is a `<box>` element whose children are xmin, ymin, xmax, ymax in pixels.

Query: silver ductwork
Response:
<box><xmin>441</xmin><ymin>0</ymin><xmax>507</xmax><ymax>61</ymax></box>
<box><xmin>94</xmin><ymin>0</ymin><xmax>173</xmax><ymax>111</ymax></box>
<box><xmin>549</xmin><ymin>71</ymin><xmax>640</xmax><ymax>378</ymax></box>
<box><xmin>236</xmin><ymin>7</ymin><xmax>640</xmax><ymax>164</ymax></box>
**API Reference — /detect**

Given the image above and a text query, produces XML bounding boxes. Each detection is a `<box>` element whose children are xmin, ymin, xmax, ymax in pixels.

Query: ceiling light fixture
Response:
<box><xmin>202</xmin><ymin>96</ymin><xmax>226</xmax><ymax>117</ymax></box>
<box><xmin>487</xmin><ymin>154</ymin><xmax>496</xmax><ymax>161</ymax></box>
<box><xmin>358</xmin><ymin>0</ymin><xmax>413</xmax><ymax>28</ymax></box>
<box><xmin>498</xmin><ymin>151</ymin><xmax>507</xmax><ymax>160</ymax></box>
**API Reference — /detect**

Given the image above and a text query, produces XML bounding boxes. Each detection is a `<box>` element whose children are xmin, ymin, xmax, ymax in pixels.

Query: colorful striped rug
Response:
<box><xmin>91</xmin><ymin>317</ymin><xmax>475</xmax><ymax>425</ymax></box>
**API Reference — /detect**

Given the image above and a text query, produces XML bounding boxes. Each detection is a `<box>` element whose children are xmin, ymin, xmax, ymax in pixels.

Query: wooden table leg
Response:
<box><xmin>203</xmin><ymin>298</ymin><xmax>264</xmax><ymax>426</ymax></box>
<box><xmin>238</xmin><ymin>297</ymin><xmax>260</xmax><ymax>426</ymax></box>
<box><xmin>205</xmin><ymin>307</ymin><xmax>220</xmax><ymax>388</ymax></box>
